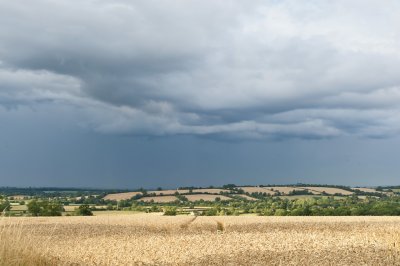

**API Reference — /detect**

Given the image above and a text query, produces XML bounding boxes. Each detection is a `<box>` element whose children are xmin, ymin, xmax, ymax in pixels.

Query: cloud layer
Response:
<box><xmin>1</xmin><ymin>0</ymin><xmax>400</xmax><ymax>139</ymax></box>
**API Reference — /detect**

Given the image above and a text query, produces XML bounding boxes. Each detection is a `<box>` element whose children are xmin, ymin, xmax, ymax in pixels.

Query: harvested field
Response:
<box><xmin>192</xmin><ymin>188</ymin><xmax>230</xmax><ymax>194</ymax></box>
<box><xmin>185</xmin><ymin>194</ymin><xmax>232</xmax><ymax>201</ymax></box>
<box><xmin>10</xmin><ymin>205</ymin><xmax>28</xmax><ymax>211</ymax></box>
<box><xmin>264</xmin><ymin>186</ymin><xmax>307</xmax><ymax>194</ymax></box>
<box><xmin>139</xmin><ymin>196</ymin><xmax>178</xmax><ymax>203</ymax></box>
<box><xmin>2</xmin><ymin>216</ymin><xmax>400</xmax><ymax>265</ymax></box>
<box><xmin>238</xmin><ymin>186</ymin><xmax>275</xmax><ymax>194</ymax></box>
<box><xmin>92</xmin><ymin>210</ymin><xmax>142</xmax><ymax>216</ymax></box>
<box><xmin>233</xmin><ymin>194</ymin><xmax>258</xmax><ymax>201</ymax></box>
<box><xmin>278</xmin><ymin>195</ymin><xmax>324</xmax><ymax>200</ymax></box>
<box><xmin>300</xmin><ymin>187</ymin><xmax>353</xmax><ymax>195</ymax></box>
<box><xmin>352</xmin><ymin>187</ymin><xmax>378</xmax><ymax>193</ymax></box>
<box><xmin>63</xmin><ymin>205</ymin><xmax>78</xmax><ymax>212</ymax></box>
<box><xmin>103</xmin><ymin>192</ymin><xmax>142</xmax><ymax>201</ymax></box>
<box><xmin>8</xmin><ymin>195</ymin><xmax>29</xmax><ymax>200</ymax></box>
<box><xmin>148</xmin><ymin>189</ymin><xmax>189</xmax><ymax>195</ymax></box>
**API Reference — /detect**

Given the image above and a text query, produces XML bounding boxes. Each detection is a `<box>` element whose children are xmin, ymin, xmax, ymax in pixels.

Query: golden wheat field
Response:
<box><xmin>1</xmin><ymin>215</ymin><xmax>400</xmax><ymax>265</ymax></box>
<box><xmin>139</xmin><ymin>195</ymin><xmax>178</xmax><ymax>202</ymax></box>
<box><xmin>352</xmin><ymin>187</ymin><xmax>379</xmax><ymax>193</ymax></box>
<box><xmin>238</xmin><ymin>186</ymin><xmax>274</xmax><ymax>194</ymax></box>
<box><xmin>184</xmin><ymin>194</ymin><xmax>232</xmax><ymax>201</ymax></box>
<box><xmin>103</xmin><ymin>192</ymin><xmax>143</xmax><ymax>201</ymax></box>
<box><xmin>299</xmin><ymin>187</ymin><xmax>353</xmax><ymax>195</ymax></box>
<box><xmin>233</xmin><ymin>194</ymin><xmax>258</xmax><ymax>201</ymax></box>
<box><xmin>263</xmin><ymin>186</ymin><xmax>307</xmax><ymax>195</ymax></box>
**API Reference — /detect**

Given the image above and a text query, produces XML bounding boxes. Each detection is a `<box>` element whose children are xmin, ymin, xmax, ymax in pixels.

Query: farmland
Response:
<box><xmin>238</xmin><ymin>186</ymin><xmax>274</xmax><ymax>194</ymax></box>
<box><xmin>2</xmin><ymin>185</ymin><xmax>400</xmax><ymax>265</ymax></box>
<box><xmin>103</xmin><ymin>191</ymin><xmax>142</xmax><ymax>201</ymax></box>
<box><xmin>1</xmin><ymin>184</ymin><xmax>399</xmax><ymax>217</ymax></box>
<box><xmin>184</xmin><ymin>194</ymin><xmax>231</xmax><ymax>201</ymax></box>
<box><xmin>140</xmin><ymin>195</ymin><xmax>178</xmax><ymax>203</ymax></box>
<box><xmin>1</xmin><ymin>215</ymin><xmax>400</xmax><ymax>265</ymax></box>
<box><xmin>300</xmin><ymin>186</ymin><xmax>353</xmax><ymax>195</ymax></box>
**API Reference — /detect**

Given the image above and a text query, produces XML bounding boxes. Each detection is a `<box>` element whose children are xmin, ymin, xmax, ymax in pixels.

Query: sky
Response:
<box><xmin>1</xmin><ymin>0</ymin><xmax>400</xmax><ymax>188</ymax></box>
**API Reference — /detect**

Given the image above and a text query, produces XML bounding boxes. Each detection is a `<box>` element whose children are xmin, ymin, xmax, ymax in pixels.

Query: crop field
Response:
<box><xmin>238</xmin><ymin>186</ymin><xmax>274</xmax><ymax>194</ymax></box>
<box><xmin>91</xmin><ymin>210</ymin><xmax>141</xmax><ymax>216</ymax></box>
<box><xmin>63</xmin><ymin>205</ymin><xmax>78</xmax><ymax>212</ymax></box>
<box><xmin>103</xmin><ymin>188</ymin><xmax>234</xmax><ymax>200</ymax></box>
<box><xmin>184</xmin><ymin>194</ymin><xmax>232</xmax><ymax>201</ymax></box>
<box><xmin>10</xmin><ymin>205</ymin><xmax>28</xmax><ymax>211</ymax></box>
<box><xmin>1</xmin><ymin>215</ymin><xmax>400</xmax><ymax>265</ymax></box>
<box><xmin>139</xmin><ymin>195</ymin><xmax>178</xmax><ymax>202</ymax></box>
<box><xmin>148</xmin><ymin>189</ymin><xmax>189</xmax><ymax>195</ymax></box>
<box><xmin>8</xmin><ymin>195</ymin><xmax>29</xmax><ymax>200</ymax></box>
<box><xmin>233</xmin><ymin>194</ymin><xmax>258</xmax><ymax>201</ymax></box>
<box><xmin>263</xmin><ymin>186</ymin><xmax>307</xmax><ymax>194</ymax></box>
<box><xmin>276</xmin><ymin>195</ymin><xmax>349</xmax><ymax>202</ymax></box>
<box><xmin>192</xmin><ymin>188</ymin><xmax>230</xmax><ymax>194</ymax></box>
<box><xmin>300</xmin><ymin>186</ymin><xmax>353</xmax><ymax>195</ymax></box>
<box><xmin>352</xmin><ymin>187</ymin><xmax>378</xmax><ymax>193</ymax></box>
<box><xmin>103</xmin><ymin>191</ymin><xmax>142</xmax><ymax>201</ymax></box>
<box><xmin>100</xmin><ymin>185</ymin><xmax>385</xmax><ymax>204</ymax></box>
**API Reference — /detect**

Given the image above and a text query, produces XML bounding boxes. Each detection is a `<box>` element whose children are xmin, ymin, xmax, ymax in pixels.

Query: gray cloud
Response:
<box><xmin>1</xmin><ymin>0</ymin><xmax>400</xmax><ymax>139</ymax></box>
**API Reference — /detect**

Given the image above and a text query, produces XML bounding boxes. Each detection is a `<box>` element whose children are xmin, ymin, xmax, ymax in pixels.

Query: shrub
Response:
<box><xmin>27</xmin><ymin>200</ymin><xmax>63</xmax><ymax>216</ymax></box>
<box><xmin>163</xmin><ymin>207</ymin><xmax>177</xmax><ymax>216</ymax></box>
<box><xmin>203</xmin><ymin>208</ymin><xmax>218</xmax><ymax>216</ymax></box>
<box><xmin>75</xmin><ymin>204</ymin><xmax>93</xmax><ymax>216</ymax></box>
<box><xmin>0</xmin><ymin>201</ymin><xmax>10</xmax><ymax>212</ymax></box>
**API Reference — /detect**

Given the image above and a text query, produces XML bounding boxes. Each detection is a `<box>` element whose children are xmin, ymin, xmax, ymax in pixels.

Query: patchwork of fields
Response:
<box><xmin>2</xmin><ymin>215</ymin><xmax>400</xmax><ymax>265</ymax></box>
<box><xmin>103</xmin><ymin>185</ymin><xmax>380</xmax><ymax>202</ymax></box>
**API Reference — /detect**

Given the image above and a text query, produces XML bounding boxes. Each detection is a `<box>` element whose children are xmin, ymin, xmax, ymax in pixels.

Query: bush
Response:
<box><xmin>27</xmin><ymin>200</ymin><xmax>63</xmax><ymax>216</ymax></box>
<box><xmin>75</xmin><ymin>204</ymin><xmax>93</xmax><ymax>216</ymax></box>
<box><xmin>274</xmin><ymin>209</ymin><xmax>287</xmax><ymax>216</ymax></box>
<box><xmin>163</xmin><ymin>207</ymin><xmax>177</xmax><ymax>216</ymax></box>
<box><xmin>0</xmin><ymin>201</ymin><xmax>10</xmax><ymax>212</ymax></box>
<box><xmin>203</xmin><ymin>208</ymin><xmax>218</xmax><ymax>216</ymax></box>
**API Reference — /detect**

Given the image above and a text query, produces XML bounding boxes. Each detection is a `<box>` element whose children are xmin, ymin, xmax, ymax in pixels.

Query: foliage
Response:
<box><xmin>0</xmin><ymin>201</ymin><xmax>10</xmax><ymax>212</ymax></box>
<box><xmin>176</xmin><ymin>194</ymin><xmax>188</xmax><ymax>202</ymax></box>
<box><xmin>4</xmin><ymin>185</ymin><xmax>400</xmax><ymax>217</ymax></box>
<box><xmin>27</xmin><ymin>200</ymin><xmax>63</xmax><ymax>216</ymax></box>
<box><xmin>75</xmin><ymin>204</ymin><xmax>93</xmax><ymax>216</ymax></box>
<box><xmin>128</xmin><ymin>194</ymin><xmax>400</xmax><ymax>216</ymax></box>
<box><xmin>222</xmin><ymin>184</ymin><xmax>236</xmax><ymax>189</ymax></box>
<box><xmin>163</xmin><ymin>206</ymin><xmax>177</xmax><ymax>216</ymax></box>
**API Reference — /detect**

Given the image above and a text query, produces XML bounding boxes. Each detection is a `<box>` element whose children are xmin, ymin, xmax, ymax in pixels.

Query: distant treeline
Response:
<box><xmin>0</xmin><ymin>187</ymin><xmax>126</xmax><ymax>197</ymax></box>
<box><xmin>0</xmin><ymin>184</ymin><xmax>396</xmax><ymax>198</ymax></box>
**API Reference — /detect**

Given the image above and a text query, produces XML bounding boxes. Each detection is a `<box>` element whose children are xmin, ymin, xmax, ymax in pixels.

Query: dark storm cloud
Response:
<box><xmin>1</xmin><ymin>0</ymin><xmax>400</xmax><ymax>139</ymax></box>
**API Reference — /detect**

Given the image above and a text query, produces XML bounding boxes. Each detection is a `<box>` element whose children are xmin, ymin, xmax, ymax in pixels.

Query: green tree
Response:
<box><xmin>163</xmin><ymin>206</ymin><xmax>177</xmax><ymax>216</ymax></box>
<box><xmin>75</xmin><ymin>204</ymin><xmax>93</xmax><ymax>216</ymax></box>
<box><xmin>27</xmin><ymin>200</ymin><xmax>63</xmax><ymax>216</ymax></box>
<box><xmin>274</xmin><ymin>209</ymin><xmax>287</xmax><ymax>216</ymax></box>
<box><xmin>204</xmin><ymin>208</ymin><xmax>218</xmax><ymax>216</ymax></box>
<box><xmin>45</xmin><ymin>201</ymin><xmax>64</xmax><ymax>216</ymax></box>
<box><xmin>0</xmin><ymin>200</ymin><xmax>10</xmax><ymax>212</ymax></box>
<box><xmin>27</xmin><ymin>200</ymin><xmax>41</xmax><ymax>216</ymax></box>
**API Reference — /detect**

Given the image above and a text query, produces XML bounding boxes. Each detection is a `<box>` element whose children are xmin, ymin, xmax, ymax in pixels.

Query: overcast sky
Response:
<box><xmin>1</xmin><ymin>0</ymin><xmax>400</xmax><ymax>188</ymax></box>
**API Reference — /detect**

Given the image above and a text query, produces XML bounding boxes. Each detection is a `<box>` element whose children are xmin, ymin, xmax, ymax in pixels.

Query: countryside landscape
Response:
<box><xmin>2</xmin><ymin>0</ymin><xmax>400</xmax><ymax>265</ymax></box>
<box><xmin>2</xmin><ymin>184</ymin><xmax>400</xmax><ymax>265</ymax></box>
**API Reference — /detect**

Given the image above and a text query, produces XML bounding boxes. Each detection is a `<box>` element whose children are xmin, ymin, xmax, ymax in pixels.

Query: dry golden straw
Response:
<box><xmin>1</xmin><ymin>215</ymin><xmax>400</xmax><ymax>265</ymax></box>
